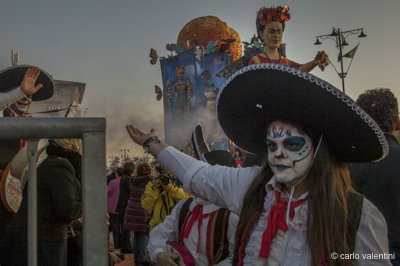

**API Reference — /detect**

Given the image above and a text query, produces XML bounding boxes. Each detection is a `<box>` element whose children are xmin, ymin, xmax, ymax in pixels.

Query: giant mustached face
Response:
<box><xmin>266</xmin><ymin>121</ymin><xmax>314</xmax><ymax>184</ymax></box>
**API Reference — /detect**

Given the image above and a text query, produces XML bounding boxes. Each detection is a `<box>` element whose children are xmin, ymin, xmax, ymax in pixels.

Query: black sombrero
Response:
<box><xmin>0</xmin><ymin>64</ymin><xmax>54</xmax><ymax>101</ymax></box>
<box><xmin>217</xmin><ymin>63</ymin><xmax>388</xmax><ymax>163</ymax></box>
<box><xmin>192</xmin><ymin>123</ymin><xmax>236</xmax><ymax>167</ymax></box>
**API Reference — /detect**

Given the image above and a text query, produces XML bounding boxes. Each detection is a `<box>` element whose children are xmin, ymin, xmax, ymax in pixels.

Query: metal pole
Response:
<box><xmin>337</xmin><ymin>28</ymin><xmax>346</xmax><ymax>93</ymax></box>
<box><xmin>0</xmin><ymin>117</ymin><xmax>105</xmax><ymax>140</ymax></box>
<box><xmin>0</xmin><ymin>117</ymin><xmax>106</xmax><ymax>265</ymax></box>
<box><xmin>82</xmin><ymin>132</ymin><xmax>107</xmax><ymax>266</ymax></box>
<box><xmin>27</xmin><ymin>140</ymin><xmax>39</xmax><ymax>266</ymax></box>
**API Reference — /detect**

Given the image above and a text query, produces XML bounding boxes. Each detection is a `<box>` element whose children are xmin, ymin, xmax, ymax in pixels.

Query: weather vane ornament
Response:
<box><xmin>257</xmin><ymin>5</ymin><xmax>291</xmax><ymax>25</ymax></box>
<box><xmin>11</xmin><ymin>50</ymin><xmax>20</xmax><ymax>66</ymax></box>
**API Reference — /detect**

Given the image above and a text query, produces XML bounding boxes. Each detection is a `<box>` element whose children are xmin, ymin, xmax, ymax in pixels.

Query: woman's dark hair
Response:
<box><xmin>116</xmin><ymin>167</ymin><xmax>123</xmax><ymax>177</ymax></box>
<box><xmin>256</xmin><ymin>18</ymin><xmax>285</xmax><ymax>39</ymax></box>
<box><xmin>234</xmin><ymin>121</ymin><xmax>355</xmax><ymax>266</ymax></box>
<box><xmin>122</xmin><ymin>162</ymin><xmax>135</xmax><ymax>176</ymax></box>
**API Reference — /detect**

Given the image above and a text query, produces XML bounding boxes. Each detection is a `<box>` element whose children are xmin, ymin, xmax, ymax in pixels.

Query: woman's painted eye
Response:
<box><xmin>283</xmin><ymin>137</ymin><xmax>305</xmax><ymax>151</ymax></box>
<box><xmin>266</xmin><ymin>139</ymin><xmax>277</xmax><ymax>152</ymax></box>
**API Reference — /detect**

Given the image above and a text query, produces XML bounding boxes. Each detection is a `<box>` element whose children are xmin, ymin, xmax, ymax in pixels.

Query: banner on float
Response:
<box><xmin>160</xmin><ymin>51</ymin><xmax>232</xmax><ymax>152</ymax></box>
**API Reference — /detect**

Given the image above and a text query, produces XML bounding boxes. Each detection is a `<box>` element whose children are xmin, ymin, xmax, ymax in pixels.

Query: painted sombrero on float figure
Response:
<box><xmin>216</xmin><ymin>63</ymin><xmax>388</xmax><ymax>163</ymax></box>
<box><xmin>0</xmin><ymin>64</ymin><xmax>54</xmax><ymax>101</ymax></box>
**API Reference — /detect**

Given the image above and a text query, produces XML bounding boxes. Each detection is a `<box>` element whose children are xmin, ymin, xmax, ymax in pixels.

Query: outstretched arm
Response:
<box><xmin>299</xmin><ymin>51</ymin><xmax>329</xmax><ymax>73</ymax></box>
<box><xmin>0</xmin><ymin>88</ymin><xmax>25</xmax><ymax>110</ymax></box>
<box><xmin>126</xmin><ymin>125</ymin><xmax>259</xmax><ymax>214</ymax></box>
<box><xmin>126</xmin><ymin>125</ymin><xmax>168</xmax><ymax>157</ymax></box>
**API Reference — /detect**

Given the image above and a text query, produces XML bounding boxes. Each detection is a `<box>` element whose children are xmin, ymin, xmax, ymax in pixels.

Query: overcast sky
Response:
<box><xmin>1</xmin><ymin>0</ymin><xmax>399</xmax><ymax>161</ymax></box>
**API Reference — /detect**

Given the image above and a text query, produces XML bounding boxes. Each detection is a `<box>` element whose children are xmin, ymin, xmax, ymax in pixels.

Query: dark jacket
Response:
<box><xmin>0</xmin><ymin>155</ymin><xmax>82</xmax><ymax>266</ymax></box>
<box><xmin>123</xmin><ymin>176</ymin><xmax>151</xmax><ymax>232</ymax></box>
<box><xmin>116</xmin><ymin>175</ymin><xmax>130</xmax><ymax>216</ymax></box>
<box><xmin>348</xmin><ymin>134</ymin><xmax>400</xmax><ymax>260</ymax></box>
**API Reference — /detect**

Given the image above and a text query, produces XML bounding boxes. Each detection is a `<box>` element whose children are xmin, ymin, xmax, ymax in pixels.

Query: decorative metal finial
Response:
<box><xmin>11</xmin><ymin>50</ymin><xmax>20</xmax><ymax>66</ymax></box>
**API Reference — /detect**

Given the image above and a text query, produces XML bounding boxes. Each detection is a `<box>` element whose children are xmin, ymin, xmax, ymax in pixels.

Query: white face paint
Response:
<box><xmin>11</xmin><ymin>95</ymin><xmax>32</xmax><ymax>114</ymax></box>
<box><xmin>266</xmin><ymin>121</ymin><xmax>314</xmax><ymax>184</ymax></box>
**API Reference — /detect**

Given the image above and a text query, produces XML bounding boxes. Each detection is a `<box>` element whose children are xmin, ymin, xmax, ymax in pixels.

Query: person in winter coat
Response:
<box><xmin>0</xmin><ymin>139</ymin><xmax>82</xmax><ymax>266</ymax></box>
<box><xmin>117</xmin><ymin>162</ymin><xmax>134</xmax><ymax>253</ymax></box>
<box><xmin>107</xmin><ymin>167</ymin><xmax>123</xmax><ymax>249</ymax></box>
<box><xmin>348</xmin><ymin>88</ymin><xmax>400</xmax><ymax>266</ymax></box>
<box><xmin>123</xmin><ymin>163</ymin><xmax>151</xmax><ymax>265</ymax></box>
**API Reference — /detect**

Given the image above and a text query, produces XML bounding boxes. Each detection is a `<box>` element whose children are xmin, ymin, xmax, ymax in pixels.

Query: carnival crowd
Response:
<box><xmin>0</xmin><ymin>5</ymin><xmax>399</xmax><ymax>266</ymax></box>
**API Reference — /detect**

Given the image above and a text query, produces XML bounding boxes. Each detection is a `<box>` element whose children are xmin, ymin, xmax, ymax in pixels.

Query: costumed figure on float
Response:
<box><xmin>249</xmin><ymin>6</ymin><xmax>329</xmax><ymax>72</ymax></box>
<box><xmin>217</xmin><ymin>6</ymin><xmax>330</xmax><ymax>79</ymax></box>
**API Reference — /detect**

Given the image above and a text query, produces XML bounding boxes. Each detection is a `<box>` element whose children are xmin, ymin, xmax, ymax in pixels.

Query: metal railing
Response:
<box><xmin>0</xmin><ymin>117</ymin><xmax>107</xmax><ymax>266</ymax></box>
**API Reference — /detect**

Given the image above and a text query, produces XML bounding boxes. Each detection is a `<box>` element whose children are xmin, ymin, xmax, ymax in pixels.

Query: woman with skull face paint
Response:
<box><xmin>127</xmin><ymin>64</ymin><xmax>391</xmax><ymax>266</ymax></box>
<box><xmin>248</xmin><ymin>6</ymin><xmax>329</xmax><ymax>73</ymax></box>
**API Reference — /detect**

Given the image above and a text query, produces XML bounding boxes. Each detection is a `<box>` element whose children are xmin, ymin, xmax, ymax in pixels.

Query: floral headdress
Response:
<box><xmin>257</xmin><ymin>5</ymin><xmax>291</xmax><ymax>26</ymax></box>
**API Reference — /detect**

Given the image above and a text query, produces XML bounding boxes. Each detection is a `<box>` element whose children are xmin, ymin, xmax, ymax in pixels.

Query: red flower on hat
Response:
<box><xmin>257</xmin><ymin>6</ymin><xmax>291</xmax><ymax>26</ymax></box>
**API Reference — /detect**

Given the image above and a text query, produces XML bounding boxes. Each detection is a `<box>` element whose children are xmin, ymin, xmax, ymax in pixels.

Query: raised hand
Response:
<box><xmin>20</xmin><ymin>67</ymin><xmax>43</xmax><ymax>95</ymax></box>
<box><xmin>126</xmin><ymin>125</ymin><xmax>168</xmax><ymax>156</ymax></box>
<box><xmin>126</xmin><ymin>125</ymin><xmax>155</xmax><ymax>146</ymax></box>
<box><xmin>314</xmin><ymin>51</ymin><xmax>330</xmax><ymax>71</ymax></box>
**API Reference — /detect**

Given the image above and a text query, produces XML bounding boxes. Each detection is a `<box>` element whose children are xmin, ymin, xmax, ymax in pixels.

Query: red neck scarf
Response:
<box><xmin>181</xmin><ymin>204</ymin><xmax>209</xmax><ymax>253</ymax></box>
<box><xmin>259</xmin><ymin>191</ymin><xmax>306</xmax><ymax>258</ymax></box>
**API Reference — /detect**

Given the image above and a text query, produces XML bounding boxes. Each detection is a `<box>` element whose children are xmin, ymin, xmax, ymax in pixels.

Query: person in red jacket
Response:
<box><xmin>124</xmin><ymin>163</ymin><xmax>151</xmax><ymax>265</ymax></box>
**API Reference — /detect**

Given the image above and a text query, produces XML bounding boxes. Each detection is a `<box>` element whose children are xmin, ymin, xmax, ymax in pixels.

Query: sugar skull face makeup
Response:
<box><xmin>10</xmin><ymin>93</ymin><xmax>32</xmax><ymax>114</ymax></box>
<box><xmin>266</xmin><ymin>121</ymin><xmax>314</xmax><ymax>184</ymax></box>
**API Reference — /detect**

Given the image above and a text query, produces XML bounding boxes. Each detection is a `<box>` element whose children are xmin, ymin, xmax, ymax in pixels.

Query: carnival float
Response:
<box><xmin>150</xmin><ymin>15</ymin><xmax>274</xmax><ymax>152</ymax></box>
